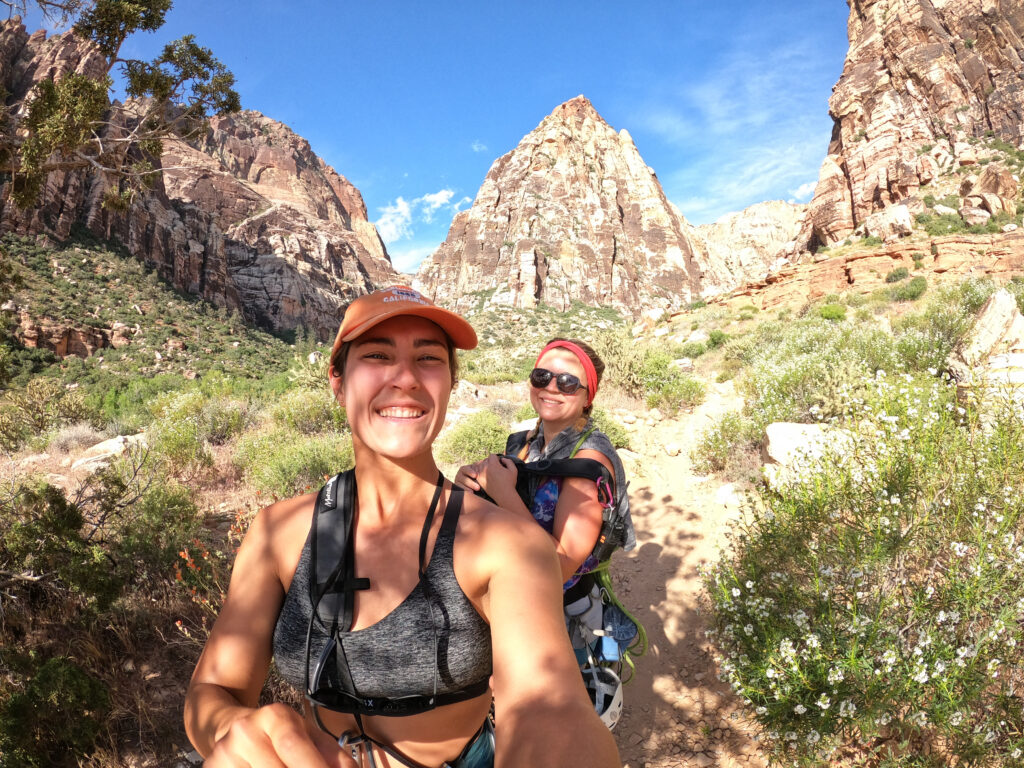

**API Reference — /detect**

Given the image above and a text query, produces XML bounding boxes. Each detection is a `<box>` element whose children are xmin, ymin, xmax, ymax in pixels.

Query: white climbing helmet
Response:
<box><xmin>584</xmin><ymin>665</ymin><xmax>623</xmax><ymax>730</ymax></box>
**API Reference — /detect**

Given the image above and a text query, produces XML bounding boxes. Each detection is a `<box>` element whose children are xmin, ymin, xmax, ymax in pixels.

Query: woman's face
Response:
<box><xmin>331</xmin><ymin>315</ymin><xmax>454</xmax><ymax>462</ymax></box>
<box><xmin>529</xmin><ymin>347</ymin><xmax>589</xmax><ymax>429</ymax></box>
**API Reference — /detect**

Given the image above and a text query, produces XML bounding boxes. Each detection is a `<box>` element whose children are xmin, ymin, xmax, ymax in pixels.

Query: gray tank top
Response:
<box><xmin>272</xmin><ymin>487</ymin><xmax>492</xmax><ymax>701</ymax></box>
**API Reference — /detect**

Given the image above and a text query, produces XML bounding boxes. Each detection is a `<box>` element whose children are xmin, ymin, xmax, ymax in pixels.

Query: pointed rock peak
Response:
<box><xmin>551</xmin><ymin>94</ymin><xmax>606</xmax><ymax>124</ymax></box>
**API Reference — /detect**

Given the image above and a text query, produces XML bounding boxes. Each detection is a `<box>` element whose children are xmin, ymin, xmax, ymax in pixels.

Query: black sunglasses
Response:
<box><xmin>529</xmin><ymin>367</ymin><xmax>587</xmax><ymax>394</ymax></box>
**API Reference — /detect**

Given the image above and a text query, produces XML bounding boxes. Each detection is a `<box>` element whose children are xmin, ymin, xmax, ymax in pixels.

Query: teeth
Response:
<box><xmin>378</xmin><ymin>407</ymin><xmax>424</xmax><ymax>418</ymax></box>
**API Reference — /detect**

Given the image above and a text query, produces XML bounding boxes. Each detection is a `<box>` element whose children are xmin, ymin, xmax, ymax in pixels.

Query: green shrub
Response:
<box><xmin>590</xmin><ymin>408</ymin><xmax>630</xmax><ymax>450</ymax></box>
<box><xmin>679</xmin><ymin>341</ymin><xmax>707</xmax><ymax>358</ymax></box>
<box><xmin>885</xmin><ymin>267</ymin><xmax>910</xmax><ymax>283</ymax></box>
<box><xmin>818</xmin><ymin>304</ymin><xmax>846</xmax><ymax>322</ymax></box>
<box><xmin>234</xmin><ymin>428</ymin><xmax>354</xmax><ymax>499</ymax></box>
<box><xmin>890</xmin><ymin>276</ymin><xmax>928</xmax><ymax>302</ymax></box>
<box><xmin>691</xmin><ymin>411</ymin><xmax>757</xmax><ymax>474</ymax></box>
<box><xmin>0</xmin><ymin>376</ymin><xmax>90</xmax><ymax>451</ymax></box>
<box><xmin>861</xmin><ymin>235</ymin><xmax>883</xmax><ymax>247</ymax></box>
<box><xmin>461</xmin><ymin>349</ymin><xmax>533</xmax><ymax>385</ymax></box>
<box><xmin>268</xmin><ymin>386</ymin><xmax>345</xmax><ymax>434</ymax></box>
<box><xmin>436</xmin><ymin>410</ymin><xmax>509</xmax><ymax>465</ymax></box>
<box><xmin>916</xmin><ymin>212</ymin><xmax>968</xmax><ymax>236</ymax></box>
<box><xmin>705</xmin><ymin>375</ymin><xmax>1024</xmax><ymax>765</ymax></box>
<box><xmin>513</xmin><ymin>402</ymin><xmax>538</xmax><ymax>423</ymax></box>
<box><xmin>646</xmin><ymin>373</ymin><xmax>705</xmax><ymax>411</ymax></box>
<box><xmin>0</xmin><ymin>481</ymin><xmax>123</xmax><ymax>609</ymax></box>
<box><xmin>707</xmin><ymin>329</ymin><xmax>729</xmax><ymax>348</ymax></box>
<box><xmin>0</xmin><ymin>656</ymin><xmax>110</xmax><ymax>767</ymax></box>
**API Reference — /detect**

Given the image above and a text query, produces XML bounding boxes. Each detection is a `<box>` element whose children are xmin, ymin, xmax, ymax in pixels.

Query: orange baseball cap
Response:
<box><xmin>330</xmin><ymin>286</ymin><xmax>477</xmax><ymax>361</ymax></box>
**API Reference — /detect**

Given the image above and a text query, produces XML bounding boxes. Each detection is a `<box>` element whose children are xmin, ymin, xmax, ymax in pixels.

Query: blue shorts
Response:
<box><xmin>449</xmin><ymin>719</ymin><xmax>494</xmax><ymax>768</ymax></box>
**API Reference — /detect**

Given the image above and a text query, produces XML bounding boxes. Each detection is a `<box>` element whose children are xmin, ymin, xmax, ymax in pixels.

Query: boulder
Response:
<box><xmin>959</xmin><ymin>206</ymin><xmax>991</xmax><ymax>226</ymax></box>
<box><xmin>864</xmin><ymin>204</ymin><xmax>913</xmax><ymax>241</ymax></box>
<box><xmin>761</xmin><ymin>422</ymin><xmax>854</xmax><ymax>490</ymax></box>
<box><xmin>70</xmin><ymin>433</ymin><xmax>148</xmax><ymax>472</ymax></box>
<box><xmin>933</xmin><ymin>204</ymin><xmax>958</xmax><ymax>216</ymax></box>
<box><xmin>947</xmin><ymin>288</ymin><xmax>1024</xmax><ymax>384</ymax></box>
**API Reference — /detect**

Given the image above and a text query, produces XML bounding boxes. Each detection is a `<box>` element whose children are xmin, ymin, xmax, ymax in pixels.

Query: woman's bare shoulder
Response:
<box><xmin>456</xmin><ymin>490</ymin><xmax>556</xmax><ymax>563</ymax></box>
<box><xmin>241</xmin><ymin>491</ymin><xmax>319</xmax><ymax>583</ymax></box>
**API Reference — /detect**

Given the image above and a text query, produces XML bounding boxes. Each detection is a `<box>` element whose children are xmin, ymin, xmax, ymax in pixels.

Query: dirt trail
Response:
<box><xmin>610</xmin><ymin>381</ymin><xmax>767</xmax><ymax>768</ymax></box>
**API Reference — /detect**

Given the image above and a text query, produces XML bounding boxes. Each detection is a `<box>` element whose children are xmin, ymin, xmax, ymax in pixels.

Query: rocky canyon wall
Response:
<box><xmin>804</xmin><ymin>0</ymin><xmax>1024</xmax><ymax>248</ymax></box>
<box><xmin>0</xmin><ymin>19</ymin><xmax>396</xmax><ymax>341</ymax></box>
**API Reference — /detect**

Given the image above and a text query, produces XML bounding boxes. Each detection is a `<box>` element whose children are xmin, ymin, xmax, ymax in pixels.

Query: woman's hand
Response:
<box><xmin>454</xmin><ymin>459</ymin><xmax>485</xmax><ymax>491</ymax></box>
<box><xmin>203</xmin><ymin>703</ymin><xmax>356</xmax><ymax>768</ymax></box>
<box><xmin>474</xmin><ymin>454</ymin><xmax>522</xmax><ymax>510</ymax></box>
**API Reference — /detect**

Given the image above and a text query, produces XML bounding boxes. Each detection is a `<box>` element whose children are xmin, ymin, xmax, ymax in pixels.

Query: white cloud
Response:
<box><xmin>789</xmin><ymin>180</ymin><xmax>817</xmax><ymax>201</ymax></box>
<box><xmin>375</xmin><ymin>197</ymin><xmax>413</xmax><ymax>243</ymax></box>
<box><xmin>471</xmin><ymin>140</ymin><xmax>488</xmax><ymax>153</ymax></box>
<box><xmin>374</xmin><ymin>187</ymin><xmax>471</xmax><ymax>245</ymax></box>
<box><xmin>417</xmin><ymin>189</ymin><xmax>455</xmax><ymax>223</ymax></box>
<box><xmin>389</xmin><ymin>244</ymin><xmax>440</xmax><ymax>274</ymax></box>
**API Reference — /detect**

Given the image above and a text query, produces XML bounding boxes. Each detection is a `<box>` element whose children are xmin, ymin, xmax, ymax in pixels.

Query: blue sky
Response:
<box><xmin>26</xmin><ymin>1</ymin><xmax>851</xmax><ymax>273</ymax></box>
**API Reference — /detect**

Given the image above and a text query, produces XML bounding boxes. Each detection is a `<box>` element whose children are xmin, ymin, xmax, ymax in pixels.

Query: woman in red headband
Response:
<box><xmin>455</xmin><ymin>337</ymin><xmax>634</xmax><ymax>594</ymax></box>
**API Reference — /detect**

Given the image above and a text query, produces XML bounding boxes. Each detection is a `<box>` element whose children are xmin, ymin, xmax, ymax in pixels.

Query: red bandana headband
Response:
<box><xmin>535</xmin><ymin>340</ymin><xmax>599</xmax><ymax>407</ymax></box>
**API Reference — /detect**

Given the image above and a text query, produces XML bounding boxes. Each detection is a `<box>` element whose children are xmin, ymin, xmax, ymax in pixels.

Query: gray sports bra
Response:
<box><xmin>271</xmin><ymin>482</ymin><xmax>493</xmax><ymax>708</ymax></box>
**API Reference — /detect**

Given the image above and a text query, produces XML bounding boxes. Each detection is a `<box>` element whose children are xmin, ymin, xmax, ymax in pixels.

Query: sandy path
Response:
<box><xmin>610</xmin><ymin>381</ymin><xmax>767</xmax><ymax>768</ymax></box>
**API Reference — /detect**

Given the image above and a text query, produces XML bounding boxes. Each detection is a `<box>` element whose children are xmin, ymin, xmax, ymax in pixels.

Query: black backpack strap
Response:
<box><xmin>310</xmin><ymin>470</ymin><xmax>371</xmax><ymax>631</ymax></box>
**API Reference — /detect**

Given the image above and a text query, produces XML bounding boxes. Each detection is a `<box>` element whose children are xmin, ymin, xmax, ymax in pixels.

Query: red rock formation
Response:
<box><xmin>415</xmin><ymin>96</ymin><xmax>705</xmax><ymax>320</ymax></box>
<box><xmin>15</xmin><ymin>311</ymin><xmax>110</xmax><ymax>358</ymax></box>
<box><xmin>716</xmin><ymin>231</ymin><xmax>1024</xmax><ymax>312</ymax></box>
<box><xmin>0</xmin><ymin>19</ymin><xmax>397</xmax><ymax>340</ymax></box>
<box><xmin>803</xmin><ymin>0</ymin><xmax>1024</xmax><ymax>249</ymax></box>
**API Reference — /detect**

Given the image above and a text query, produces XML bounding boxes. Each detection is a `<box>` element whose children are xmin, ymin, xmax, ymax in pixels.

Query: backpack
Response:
<box><xmin>471</xmin><ymin>454</ymin><xmax>648</xmax><ymax>689</ymax></box>
<box><xmin>472</xmin><ymin>455</ymin><xmax>629</xmax><ymax>563</ymax></box>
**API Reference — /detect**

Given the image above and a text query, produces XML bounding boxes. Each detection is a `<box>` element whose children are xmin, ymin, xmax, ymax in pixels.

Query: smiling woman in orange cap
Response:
<box><xmin>184</xmin><ymin>287</ymin><xmax>620</xmax><ymax>768</ymax></box>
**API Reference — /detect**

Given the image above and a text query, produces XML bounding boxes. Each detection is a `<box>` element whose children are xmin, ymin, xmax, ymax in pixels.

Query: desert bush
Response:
<box><xmin>436</xmin><ymin>409</ymin><xmax>509</xmax><ymax>465</ymax></box>
<box><xmin>916</xmin><ymin>212</ymin><xmax>968</xmax><ymax>236</ymax></box>
<box><xmin>1008</xmin><ymin>276</ymin><xmax>1024</xmax><ymax>313</ymax></box>
<box><xmin>707</xmin><ymin>329</ymin><xmax>729</xmax><ymax>348</ymax></box>
<box><xmin>46</xmin><ymin>421</ymin><xmax>108</xmax><ymax>453</ymax></box>
<box><xmin>646</xmin><ymin>372</ymin><xmax>705</xmax><ymax>411</ymax></box>
<box><xmin>147</xmin><ymin>406</ymin><xmax>214</xmax><ymax>477</ymax></box>
<box><xmin>268</xmin><ymin>386</ymin><xmax>345</xmax><ymax>435</ymax></box>
<box><xmin>891</xmin><ymin>278</ymin><xmax>997</xmax><ymax>371</ymax></box>
<box><xmin>461</xmin><ymin>348</ymin><xmax>532</xmax><ymax>385</ymax></box>
<box><xmin>890</xmin><ymin>276</ymin><xmax>928</xmax><ymax>302</ymax></box>
<box><xmin>735</xmin><ymin>320</ymin><xmax>900</xmax><ymax>433</ymax></box>
<box><xmin>818</xmin><ymin>304</ymin><xmax>846</xmax><ymax>322</ymax></box>
<box><xmin>0</xmin><ymin>376</ymin><xmax>90</xmax><ymax>451</ymax></box>
<box><xmin>885</xmin><ymin>267</ymin><xmax>910</xmax><ymax>283</ymax></box>
<box><xmin>234</xmin><ymin>427</ymin><xmax>354</xmax><ymax>499</ymax></box>
<box><xmin>590</xmin><ymin>408</ymin><xmax>630</xmax><ymax>450</ymax></box>
<box><xmin>679</xmin><ymin>340</ymin><xmax>707</xmax><ymax>358</ymax></box>
<box><xmin>0</xmin><ymin>480</ymin><xmax>124</xmax><ymax>609</ymax></box>
<box><xmin>513</xmin><ymin>402</ymin><xmax>538</xmax><ymax>423</ymax></box>
<box><xmin>692</xmin><ymin>411</ymin><xmax>758</xmax><ymax>474</ymax></box>
<box><xmin>637</xmin><ymin>348</ymin><xmax>705</xmax><ymax>411</ymax></box>
<box><xmin>705</xmin><ymin>373</ymin><xmax>1024</xmax><ymax>765</ymax></box>
<box><xmin>0</xmin><ymin>655</ymin><xmax>110</xmax><ymax>768</ymax></box>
